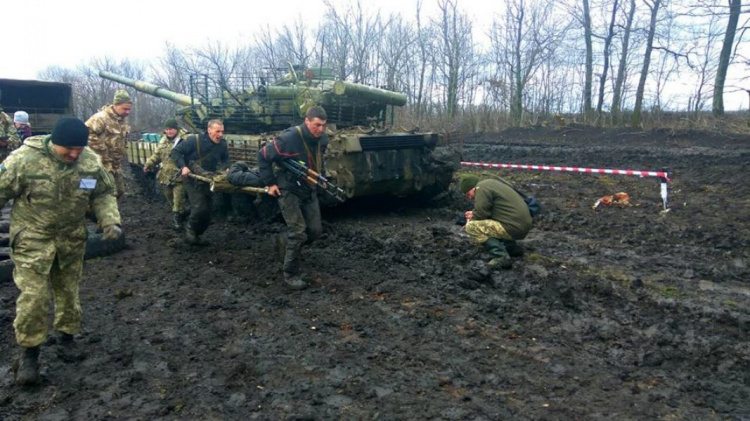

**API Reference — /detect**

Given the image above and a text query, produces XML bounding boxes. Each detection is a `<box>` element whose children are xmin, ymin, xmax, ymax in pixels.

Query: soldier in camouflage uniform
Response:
<box><xmin>143</xmin><ymin>119</ymin><xmax>188</xmax><ymax>230</ymax></box>
<box><xmin>0</xmin><ymin>118</ymin><xmax>122</xmax><ymax>385</ymax></box>
<box><xmin>85</xmin><ymin>89</ymin><xmax>132</xmax><ymax>198</ymax></box>
<box><xmin>459</xmin><ymin>174</ymin><xmax>532</xmax><ymax>269</ymax></box>
<box><xmin>0</xmin><ymin>105</ymin><xmax>22</xmax><ymax>162</ymax></box>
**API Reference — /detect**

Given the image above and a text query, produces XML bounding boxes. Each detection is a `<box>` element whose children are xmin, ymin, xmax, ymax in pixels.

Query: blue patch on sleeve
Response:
<box><xmin>79</xmin><ymin>178</ymin><xmax>97</xmax><ymax>190</ymax></box>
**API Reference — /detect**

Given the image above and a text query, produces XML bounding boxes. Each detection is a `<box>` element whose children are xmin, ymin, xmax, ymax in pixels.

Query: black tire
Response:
<box><xmin>84</xmin><ymin>226</ymin><xmax>127</xmax><ymax>260</ymax></box>
<box><xmin>0</xmin><ymin>226</ymin><xmax>127</xmax><ymax>284</ymax></box>
<box><xmin>0</xmin><ymin>259</ymin><xmax>14</xmax><ymax>283</ymax></box>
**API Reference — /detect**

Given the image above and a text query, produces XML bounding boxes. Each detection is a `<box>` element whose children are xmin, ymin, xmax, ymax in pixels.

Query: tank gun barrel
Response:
<box><xmin>332</xmin><ymin>81</ymin><xmax>407</xmax><ymax>106</ymax></box>
<box><xmin>98</xmin><ymin>70</ymin><xmax>199</xmax><ymax>107</ymax></box>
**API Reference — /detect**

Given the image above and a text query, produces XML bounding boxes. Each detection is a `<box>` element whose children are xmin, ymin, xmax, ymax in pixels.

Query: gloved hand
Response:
<box><xmin>102</xmin><ymin>224</ymin><xmax>123</xmax><ymax>241</ymax></box>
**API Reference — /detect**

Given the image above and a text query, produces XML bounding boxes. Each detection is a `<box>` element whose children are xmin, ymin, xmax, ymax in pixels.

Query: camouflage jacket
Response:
<box><xmin>472</xmin><ymin>179</ymin><xmax>532</xmax><ymax>240</ymax></box>
<box><xmin>145</xmin><ymin>134</ymin><xmax>183</xmax><ymax>185</ymax></box>
<box><xmin>85</xmin><ymin>105</ymin><xmax>130</xmax><ymax>173</ymax></box>
<box><xmin>0</xmin><ymin>136</ymin><xmax>121</xmax><ymax>255</ymax></box>
<box><xmin>0</xmin><ymin>111</ymin><xmax>21</xmax><ymax>160</ymax></box>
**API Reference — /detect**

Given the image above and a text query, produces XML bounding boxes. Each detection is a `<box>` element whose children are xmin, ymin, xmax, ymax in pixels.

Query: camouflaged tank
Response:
<box><xmin>100</xmin><ymin>67</ymin><xmax>459</xmax><ymax>203</ymax></box>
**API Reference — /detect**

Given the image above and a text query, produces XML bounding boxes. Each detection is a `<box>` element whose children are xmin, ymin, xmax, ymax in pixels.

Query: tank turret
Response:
<box><xmin>105</xmin><ymin>66</ymin><xmax>459</xmax><ymax>206</ymax></box>
<box><xmin>99</xmin><ymin>65</ymin><xmax>406</xmax><ymax>133</ymax></box>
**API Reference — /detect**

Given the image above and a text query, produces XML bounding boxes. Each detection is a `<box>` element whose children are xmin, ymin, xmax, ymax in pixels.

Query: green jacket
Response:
<box><xmin>0</xmin><ymin>111</ymin><xmax>21</xmax><ymax>162</ymax></box>
<box><xmin>472</xmin><ymin>178</ymin><xmax>532</xmax><ymax>240</ymax></box>
<box><xmin>0</xmin><ymin>135</ymin><xmax>121</xmax><ymax>272</ymax></box>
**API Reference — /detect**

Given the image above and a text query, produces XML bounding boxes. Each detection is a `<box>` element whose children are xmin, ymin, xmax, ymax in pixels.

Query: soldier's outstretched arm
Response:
<box><xmin>144</xmin><ymin>139</ymin><xmax>168</xmax><ymax>169</ymax></box>
<box><xmin>90</xmin><ymin>168</ymin><xmax>121</xmax><ymax>228</ymax></box>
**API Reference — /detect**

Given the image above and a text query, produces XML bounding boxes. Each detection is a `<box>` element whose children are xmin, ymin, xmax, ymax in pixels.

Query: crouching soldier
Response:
<box><xmin>0</xmin><ymin>118</ymin><xmax>122</xmax><ymax>385</ymax></box>
<box><xmin>459</xmin><ymin>174</ymin><xmax>532</xmax><ymax>269</ymax></box>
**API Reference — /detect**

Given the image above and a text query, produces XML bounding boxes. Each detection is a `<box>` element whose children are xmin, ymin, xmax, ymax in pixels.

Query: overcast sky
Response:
<box><xmin>5</xmin><ymin>0</ymin><xmax>748</xmax><ymax>110</ymax></box>
<box><xmin>5</xmin><ymin>0</ymin><xmax>493</xmax><ymax>80</ymax></box>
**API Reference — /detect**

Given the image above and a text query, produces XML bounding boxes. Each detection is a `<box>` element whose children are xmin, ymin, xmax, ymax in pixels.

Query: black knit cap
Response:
<box><xmin>164</xmin><ymin>118</ymin><xmax>179</xmax><ymax>129</ymax></box>
<box><xmin>51</xmin><ymin>117</ymin><xmax>89</xmax><ymax>147</ymax></box>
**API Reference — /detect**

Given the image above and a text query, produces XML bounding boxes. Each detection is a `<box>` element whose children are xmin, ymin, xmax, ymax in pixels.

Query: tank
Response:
<box><xmin>100</xmin><ymin>66</ymin><xmax>459</xmax><ymax>205</ymax></box>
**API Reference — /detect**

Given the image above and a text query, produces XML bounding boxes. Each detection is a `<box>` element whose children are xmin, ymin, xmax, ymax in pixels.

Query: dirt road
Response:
<box><xmin>1</xmin><ymin>126</ymin><xmax>748</xmax><ymax>419</ymax></box>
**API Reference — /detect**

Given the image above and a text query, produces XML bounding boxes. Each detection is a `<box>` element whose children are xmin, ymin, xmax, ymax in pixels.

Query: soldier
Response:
<box><xmin>0</xmin><ymin>118</ymin><xmax>122</xmax><ymax>385</ymax></box>
<box><xmin>170</xmin><ymin>119</ymin><xmax>229</xmax><ymax>245</ymax></box>
<box><xmin>459</xmin><ymin>174</ymin><xmax>533</xmax><ymax>269</ymax></box>
<box><xmin>258</xmin><ymin>106</ymin><xmax>329</xmax><ymax>290</ymax></box>
<box><xmin>0</xmin><ymin>104</ymin><xmax>21</xmax><ymax>162</ymax></box>
<box><xmin>85</xmin><ymin>89</ymin><xmax>132</xmax><ymax>199</ymax></box>
<box><xmin>143</xmin><ymin>119</ymin><xmax>188</xmax><ymax>230</ymax></box>
<box><xmin>14</xmin><ymin>111</ymin><xmax>33</xmax><ymax>141</ymax></box>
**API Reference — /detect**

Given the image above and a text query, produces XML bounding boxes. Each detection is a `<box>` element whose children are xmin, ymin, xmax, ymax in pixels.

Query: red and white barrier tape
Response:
<box><xmin>460</xmin><ymin>161</ymin><xmax>669</xmax><ymax>181</ymax></box>
<box><xmin>460</xmin><ymin>161</ymin><xmax>671</xmax><ymax>211</ymax></box>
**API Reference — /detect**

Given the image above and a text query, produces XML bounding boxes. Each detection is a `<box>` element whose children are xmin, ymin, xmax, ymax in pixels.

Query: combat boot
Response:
<box><xmin>283</xmin><ymin>272</ymin><xmax>308</xmax><ymax>290</ymax></box>
<box><xmin>185</xmin><ymin>224</ymin><xmax>207</xmax><ymax>246</ymax></box>
<box><xmin>16</xmin><ymin>346</ymin><xmax>40</xmax><ymax>385</ymax></box>
<box><xmin>56</xmin><ymin>333</ymin><xmax>86</xmax><ymax>362</ymax></box>
<box><xmin>172</xmin><ymin>212</ymin><xmax>184</xmax><ymax>231</ymax></box>
<box><xmin>504</xmin><ymin>240</ymin><xmax>525</xmax><ymax>257</ymax></box>
<box><xmin>484</xmin><ymin>237</ymin><xmax>512</xmax><ymax>269</ymax></box>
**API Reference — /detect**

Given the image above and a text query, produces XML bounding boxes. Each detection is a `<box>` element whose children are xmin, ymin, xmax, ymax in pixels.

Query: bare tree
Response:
<box><xmin>432</xmin><ymin>0</ymin><xmax>476</xmax><ymax>118</ymax></box>
<box><xmin>492</xmin><ymin>0</ymin><xmax>569</xmax><ymax>125</ymax></box>
<box><xmin>631</xmin><ymin>0</ymin><xmax>661</xmax><ymax>127</ymax></box>
<box><xmin>713</xmin><ymin>0</ymin><xmax>741</xmax><ymax>116</ymax></box>
<box><xmin>611</xmin><ymin>0</ymin><xmax>637</xmax><ymax>125</ymax></box>
<box><xmin>582</xmin><ymin>0</ymin><xmax>594</xmax><ymax>121</ymax></box>
<box><xmin>596</xmin><ymin>0</ymin><xmax>620</xmax><ymax>123</ymax></box>
<box><xmin>321</xmin><ymin>0</ymin><xmax>385</xmax><ymax>82</ymax></box>
<box><xmin>379</xmin><ymin>15</ymin><xmax>416</xmax><ymax>92</ymax></box>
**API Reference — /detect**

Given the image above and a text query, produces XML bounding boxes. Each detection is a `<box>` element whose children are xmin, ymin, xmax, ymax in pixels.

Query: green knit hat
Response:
<box><xmin>164</xmin><ymin>118</ymin><xmax>179</xmax><ymax>129</ymax></box>
<box><xmin>458</xmin><ymin>174</ymin><xmax>479</xmax><ymax>194</ymax></box>
<box><xmin>113</xmin><ymin>89</ymin><xmax>132</xmax><ymax>105</ymax></box>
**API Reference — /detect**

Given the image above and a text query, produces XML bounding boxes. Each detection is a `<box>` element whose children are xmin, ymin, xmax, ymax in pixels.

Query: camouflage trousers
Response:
<box><xmin>278</xmin><ymin>191</ymin><xmax>322</xmax><ymax>275</ymax></box>
<box><xmin>163</xmin><ymin>182</ymin><xmax>187</xmax><ymax>214</ymax></box>
<box><xmin>111</xmin><ymin>170</ymin><xmax>125</xmax><ymax>199</ymax></box>
<box><xmin>465</xmin><ymin>219</ymin><xmax>513</xmax><ymax>244</ymax></box>
<box><xmin>13</xmin><ymin>250</ymin><xmax>85</xmax><ymax>348</ymax></box>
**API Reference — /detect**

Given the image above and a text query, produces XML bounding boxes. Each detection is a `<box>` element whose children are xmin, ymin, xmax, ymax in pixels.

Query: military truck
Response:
<box><xmin>0</xmin><ymin>78</ymin><xmax>73</xmax><ymax>134</ymax></box>
<box><xmin>100</xmin><ymin>66</ymin><xmax>459</xmax><ymax>206</ymax></box>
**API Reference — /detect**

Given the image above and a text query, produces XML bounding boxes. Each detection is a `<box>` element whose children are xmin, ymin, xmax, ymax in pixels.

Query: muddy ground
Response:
<box><xmin>0</xmin><ymin>125</ymin><xmax>748</xmax><ymax>420</ymax></box>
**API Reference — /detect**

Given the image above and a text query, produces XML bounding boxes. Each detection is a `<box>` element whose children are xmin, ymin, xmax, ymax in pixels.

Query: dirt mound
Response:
<box><xmin>0</xmin><ymin>126</ymin><xmax>748</xmax><ymax>419</ymax></box>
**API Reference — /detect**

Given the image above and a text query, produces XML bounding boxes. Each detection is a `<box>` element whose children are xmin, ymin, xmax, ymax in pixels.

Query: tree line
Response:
<box><xmin>38</xmin><ymin>0</ymin><xmax>747</xmax><ymax>132</ymax></box>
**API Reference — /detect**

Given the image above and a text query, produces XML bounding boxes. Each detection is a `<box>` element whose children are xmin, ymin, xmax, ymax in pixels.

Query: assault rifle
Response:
<box><xmin>165</xmin><ymin>170</ymin><xmax>181</xmax><ymax>187</ymax></box>
<box><xmin>281</xmin><ymin>159</ymin><xmax>347</xmax><ymax>202</ymax></box>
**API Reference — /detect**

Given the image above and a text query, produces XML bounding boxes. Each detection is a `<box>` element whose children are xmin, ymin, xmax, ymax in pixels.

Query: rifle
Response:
<box><xmin>165</xmin><ymin>170</ymin><xmax>181</xmax><ymax>187</ymax></box>
<box><xmin>280</xmin><ymin>159</ymin><xmax>347</xmax><ymax>202</ymax></box>
<box><xmin>187</xmin><ymin>173</ymin><xmax>269</xmax><ymax>195</ymax></box>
